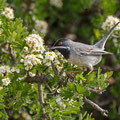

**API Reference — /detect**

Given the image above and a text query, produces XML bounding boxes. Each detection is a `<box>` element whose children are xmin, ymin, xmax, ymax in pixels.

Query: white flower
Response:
<box><xmin>16</xmin><ymin>68</ymin><xmax>20</xmax><ymax>73</ymax></box>
<box><xmin>43</xmin><ymin>52</ymin><xmax>56</xmax><ymax>66</ymax></box>
<box><xmin>23</xmin><ymin>54</ymin><xmax>42</xmax><ymax>70</ymax></box>
<box><xmin>35</xmin><ymin>20</ymin><xmax>48</xmax><ymax>34</ymax></box>
<box><xmin>50</xmin><ymin>0</ymin><xmax>63</xmax><ymax>8</ymax></box>
<box><xmin>25</xmin><ymin>34</ymin><xmax>45</xmax><ymax>53</ymax></box>
<box><xmin>11</xmin><ymin>67</ymin><xmax>20</xmax><ymax>73</ymax></box>
<box><xmin>59</xmin><ymin>103</ymin><xmax>66</xmax><ymax>109</ymax></box>
<box><xmin>43</xmin><ymin>59</ymin><xmax>51</xmax><ymax>66</ymax></box>
<box><xmin>33</xmin><ymin>58</ymin><xmax>41</xmax><ymax>65</ymax></box>
<box><xmin>25</xmin><ymin>62</ymin><xmax>33</xmax><ymax>70</ymax></box>
<box><xmin>29</xmin><ymin>72</ymin><xmax>36</xmax><ymax>77</ymax></box>
<box><xmin>45</xmin><ymin>51</ymin><xmax>56</xmax><ymax>61</ymax></box>
<box><xmin>0</xmin><ymin>65</ymin><xmax>11</xmax><ymax>74</ymax></box>
<box><xmin>56</xmin><ymin>97</ymin><xmax>66</xmax><ymax>109</ymax></box>
<box><xmin>17</xmin><ymin>76</ymin><xmax>26</xmax><ymax>81</ymax></box>
<box><xmin>36</xmin><ymin>54</ymin><xmax>43</xmax><ymax>59</ymax></box>
<box><xmin>102</xmin><ymin>16</ymin><xmax>120</xmax><ymax>30</ymax></box>
<box><xmin>56</xmin><ymin>97</ymin><xmax>61</xmax><ymax>103</ymax></box>
<box><xmin>2</xmin><ymin>7</ymin><xmax>14</xmax><ymax>19</ymax></box>
<box><xmin>2</xmin><ymin>78</ymin><xmax>10</xmax><ymax>86</ymax></box>
<box><xmin>23</xmin><ymin>46</ymin><xmax>28</xmax><ymax>52</ymax></box>
<box><xmin>20</xmin><ymin>59</ymin><xmax>24</xmax><ymax>62</ymax></box>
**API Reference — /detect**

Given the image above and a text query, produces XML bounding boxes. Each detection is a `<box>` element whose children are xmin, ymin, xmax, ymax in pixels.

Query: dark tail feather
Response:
<box><xmin>95</xmin><ymin>22</ymin><xmax>120</xmax><ymax>50</ymax></box>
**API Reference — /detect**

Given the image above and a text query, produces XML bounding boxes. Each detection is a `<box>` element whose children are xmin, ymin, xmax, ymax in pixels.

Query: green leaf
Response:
<box><xmin>100</xmin><ymin>0</ymin><xmax>118</xmax><ymax>15</ymax></box>
<box><xmin>0</xmin><ymin>0</ymin><xmax>6</xmax><ymax>11</ymax></box>
<box><xmin>62</xmin><ymin>107</ymin><xmax>80</xmax><ymax>114</ymax></box>
<box><xmin>67</xmin><ymin>81</ymin><xmax>75</xmax><ymax>91</ymax></box>
<box><xmin>76</xmin><ymin>84</ymin><xmax>87</xmax><ymax>94</ymax></box>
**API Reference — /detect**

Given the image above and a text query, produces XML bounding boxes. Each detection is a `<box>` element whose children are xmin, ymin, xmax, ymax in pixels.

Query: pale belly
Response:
<box><xmin>68</xmin><ymin>54</ymin><xmax>102</xmax><ymax>68</ymax></box>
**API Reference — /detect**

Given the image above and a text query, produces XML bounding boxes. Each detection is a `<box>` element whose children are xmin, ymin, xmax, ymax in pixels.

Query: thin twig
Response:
<box><xmin>8</xmin><ymin>43</ymin><xmax>18</xmax><ymax>65</ymax></box>
<box><xmin>51</xmin><ymin>61</ymin><xmax>58</xmax><ymax>76</ymax></box>
<box><xmin>86</xmin><ymin>87</ymin><xmax>106</xmax><ymax>94</ymax></box>
<box><xmin>84</xmin><ymin>97</ymin><xmax>108</xmax><ymax>117</ymax></box>
<box><xmin>38</xmin><ymin>83</ymin><xmax>50</xmax><ymax>120</ymax></box>
<box><xmin>59</xmin><ymin>68</ymin><xmax>65</xmax><ymax>78</ymax></box>
<box><xmin>45</xmin><ymin>83</ymin><xmax>53</xmax><ymax>92</ymax></box>
<box><xmin>38</xmin><ymin>83</ymin><xmax>45</xmax><ymax>106</ymax></box>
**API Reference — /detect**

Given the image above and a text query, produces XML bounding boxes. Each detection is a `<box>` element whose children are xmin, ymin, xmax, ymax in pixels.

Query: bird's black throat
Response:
<box><xmin>57</xmin><ymin>47</ymin><xmax>70</xmax><ymax>59</ymax></box>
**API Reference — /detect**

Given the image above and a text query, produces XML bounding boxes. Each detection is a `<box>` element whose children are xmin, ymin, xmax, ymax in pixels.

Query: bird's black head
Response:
<box><xmin>50</xmin><ymin>38</ymin><xmax>70</xmax><ymax>59</ymax></box>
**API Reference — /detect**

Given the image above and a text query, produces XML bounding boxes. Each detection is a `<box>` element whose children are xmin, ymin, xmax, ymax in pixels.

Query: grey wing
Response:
<box><xmin>74</xmin><ymin>46</ymin><xmax>112</xmax><ymax>56</ymax></box>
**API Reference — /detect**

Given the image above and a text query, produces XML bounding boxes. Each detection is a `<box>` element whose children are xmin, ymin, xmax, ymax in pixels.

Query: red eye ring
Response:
<box><xmin>58</xmin><ymin>42</ymin><xmax>62</xmax><ymax>46</ymax></box>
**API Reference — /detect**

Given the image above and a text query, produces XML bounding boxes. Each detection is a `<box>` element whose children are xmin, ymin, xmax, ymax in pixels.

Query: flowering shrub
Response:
<box><xmin>0</xmin><ymin>0</ymin><xmax>120</xmax><ymax>120</ymax></box>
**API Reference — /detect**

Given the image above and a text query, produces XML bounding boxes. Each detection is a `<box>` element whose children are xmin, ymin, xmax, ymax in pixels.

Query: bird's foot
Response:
<box><xmin>67</xmin><ymin>71</ymin><xmax>75</xmax><ymax>78</ymax></box>
<box><xmin>88</xmin><ymin>70</ymin><xmax>93</xmax><ymax>75</ymax></box>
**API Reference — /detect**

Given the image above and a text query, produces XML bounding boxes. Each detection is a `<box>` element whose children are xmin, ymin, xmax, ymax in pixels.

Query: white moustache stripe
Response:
<box><xmin>51</xmin><ymin>46</ymin><xmax>70</xmax><ymax>50</ymax></box>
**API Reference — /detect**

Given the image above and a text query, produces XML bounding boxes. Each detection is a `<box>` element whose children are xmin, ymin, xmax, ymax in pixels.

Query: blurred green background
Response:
<box><xmin>5</xmin><ymin>0</ymin><xmax>120</xmax><ymax>119</ymax></box>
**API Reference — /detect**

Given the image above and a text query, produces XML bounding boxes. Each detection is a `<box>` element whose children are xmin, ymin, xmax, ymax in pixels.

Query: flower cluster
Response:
<box><xmin>25</xmin><ymin>34</ymin><xmax>45</xmax><ymax>53</ymax></box>
<box><xmin>0</xmin><ymin>65</ymin><xmax>11</xmax><ymax>76</ymax></box>
<box><xmin>2</xmin><ymin>77</ymin><xmax>10</xmax><ymax>86</ymax></box>
<box><xmin>11</xmin><ymin>67</ymin><xmax>20</xmax><ymax>73</ymax></box>
<box><xmin>34</xmin><ymin>20</ymin><xmax>48</xmax><ymax>35</ymax></box>
<box><xmin>2</xmin><ymin>7</ymin><xmax>14</xmax><ymax>19</ymax></box>
<box><xmin>50</xmin><ymin>0</ymin><xmax>63</xmax><ymax>8</ymax></box>
<box><xmin>43</xmin><ymin>52</ymin><xmax>56</xmax><ymax>66</ymax></box>
<box><xmin>21</xmin><ymin>54</ymin><xmax>43</xmax><ymax>70</ymax></box>
<box><xmin>102</xmin><ymin>16</ymin><xmax>120</xmax><ymax>30</ymax></box>
<box><xmin>0</xmin><ymin>66</ymin><xmax>20</xmax><ymax>75</ymax></box>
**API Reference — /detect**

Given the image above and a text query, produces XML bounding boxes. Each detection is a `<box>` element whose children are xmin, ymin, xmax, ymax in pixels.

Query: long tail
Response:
<box><xmin>95</xmin><ymin>22</ymin><xmax>120</xmax><ymax>50</ymax></box>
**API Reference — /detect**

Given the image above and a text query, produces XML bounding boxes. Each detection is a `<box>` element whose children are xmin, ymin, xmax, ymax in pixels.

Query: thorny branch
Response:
<box><xmin>84</xmin><ymin>97</ymin><xmax>108</xmax><ymax>117</ymax></box>
<box><xmin>27</xmin><ymin>71</ymin><xmax>50</xmax><ymax>119</ymax></box>
<box><xmin>27</xmin><ymin>61</ymin><xmax>110</xmax><ymax>118</ymax></box>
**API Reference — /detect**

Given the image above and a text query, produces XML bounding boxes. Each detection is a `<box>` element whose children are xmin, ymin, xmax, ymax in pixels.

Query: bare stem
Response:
<box><xmin>86</xmin><ymin>87</ymin><xmax>106</xmax><ymax>94</ymax></box>
<box><xmin>38</xmin><ymin>83</ymin><xmax>50</xmax><ymax>120</ymax></box>
<box><xmin>38</xmin><ymin>83</ymin><xmax>44</xmax><ymax>105</ymax></box>
<box><xmin>84</xmin><ymin>97</ymin><xmax>108</xmax><ymax>117</ymax></box>
<box><xmin>8</xmin><ymin>43</ymin><xmax>18</xmax><ymax>65</ymax></box>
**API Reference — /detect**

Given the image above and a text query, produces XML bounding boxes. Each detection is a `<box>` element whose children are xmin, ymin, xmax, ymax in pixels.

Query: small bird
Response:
<box><xmin>51</xmin><ymin>22</ymin><xmax>120</xmax><ymax>74</ymax></box>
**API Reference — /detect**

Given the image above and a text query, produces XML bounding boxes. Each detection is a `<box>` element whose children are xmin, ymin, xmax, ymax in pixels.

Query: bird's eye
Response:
<box><xmin>58</xmin><ymin>42</ymin><xmax>62</xmax><ymax>46</ymax></box>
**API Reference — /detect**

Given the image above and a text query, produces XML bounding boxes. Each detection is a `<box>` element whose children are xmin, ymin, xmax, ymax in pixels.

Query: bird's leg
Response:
<box><xmin>88</xmin><ymin>64</ymin><xmax>93</xmax><ymax>74</ymax></box>
<box><xmin>67</xmin><ymin>68</ymin><xmax>87</xmax><ymax>78</ymax></box>
<box><xmin>71</xmin><ymin>68</ymin><xmax>87</xmax><ymax>73</ymax></box>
